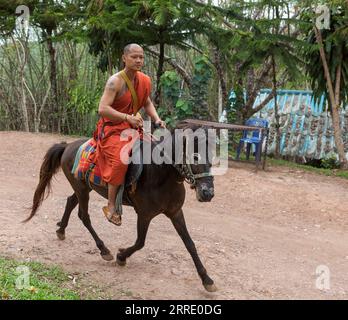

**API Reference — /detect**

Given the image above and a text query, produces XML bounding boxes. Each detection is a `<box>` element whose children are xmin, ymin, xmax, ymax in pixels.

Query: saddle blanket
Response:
<box><xmin>71</xmin><ymin>139</ymin><xmax>106</xmax><ymax>187</ymax></box>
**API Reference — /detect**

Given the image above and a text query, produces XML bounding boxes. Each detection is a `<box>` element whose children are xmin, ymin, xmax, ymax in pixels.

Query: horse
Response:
<box><xmin>25</xmin><ymin>121</ymin><xmax>217</xmax><ymax>292</ymax></box>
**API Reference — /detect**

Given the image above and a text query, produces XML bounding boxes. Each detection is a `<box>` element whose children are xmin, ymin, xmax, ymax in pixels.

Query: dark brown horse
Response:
<box><xmin>26</xmin><ymin>121</ymin><xmax>217</xmax><ymax>292</ymax></box>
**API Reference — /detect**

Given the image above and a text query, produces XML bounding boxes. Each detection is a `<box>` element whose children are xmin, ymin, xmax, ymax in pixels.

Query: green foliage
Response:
<box><xmin>189</xmin><ymin>56</ymin><xmax>213</xmax><ymax>119</ymax></box>
<box><xmin>212</xmin><ymin>0</ymin><xmax>305</xmax><ymax>123</ymax></box>
<box><xmin>321</xmin><ymin>153</ymin><xmax>340</xmax><ymax>169</ymax></box>
<box><xmin>175</xmin><ymin>98</ymin><xmax>189</xmax><ymax>112</ymax></box>
<box><xmin>65</xmin><ymin>79</ymin><xmax>101</xmax><ymax>136</ymax></box>
<box><xmin>175</xmin><ymin>98</ymin><xmax>191</xmax><ymax>119</ymax></box>
<box><xmin>228</xmin><ymin>86</ymin><xmax>245</xmax><ymax>124</ymax></box>
<box><xmin>156</xmin><ymin>107</ymin><xmax>176</xmax><ymax>128</ymax></box>
<box><xmin>159</xmin><ymin>56</ymin><xmax>212</xmax><ymax>126</ymax></box>
<box><xmin>157</xmin><ymin>70</ymin><xmax>180</xmax><ymax>126</ymax></box>
<box><xmin>0</xmin><ymin>0</ymin><xmax>87</xmax><ymax>38</ymax></box>
<box><xmin>67</xmin><ymin>81</ymin><xmax>100</xmax><ymax>115</ymax></box>
<box><xmin>2</xmin><ymin>0</ymin><xmax>338</xmax><ymax>142</ymax></box>
<box><xmin>0</xmin><ymin>0</ymin><xmax>37</xmax><ymax>36</ymax></box>
<box><xmin>0</xmin><ymin>257</ymin><xmax>80</xmax><ymax>300</ymax></box>
<box><xmin>86</xmin><ymin>0</ymin><xmax>201</xmax><ymax>71</ymax></box>
<box><xmin>300</xmin><ymin>1</ymin><xmax>348</xmax><ymax>108</ymax></box>
<box><xmin>158</xmin><ymin>70</ymin><xmax>193</xmax><ymax>126</ymax></box>
<box><xmin>160</xmin><ymin>70</ymin><xmax>180</xmax><ymax>105</ymax></box>
<box><xmin>267</xmin><ymin>156</ymin><xmax>348</xmax><ymax>179</ymax></box>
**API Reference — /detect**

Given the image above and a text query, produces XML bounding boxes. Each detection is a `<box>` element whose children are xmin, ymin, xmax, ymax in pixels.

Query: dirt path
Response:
<box><xmin>0</xmin><ymin>131</ymin><xmax>348</xmax><ymax>300</ymax></box>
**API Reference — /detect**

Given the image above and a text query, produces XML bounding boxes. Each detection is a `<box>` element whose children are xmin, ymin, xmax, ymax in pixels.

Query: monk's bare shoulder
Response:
<box><xmin>105</xmin><ymin>75</ymin><xmax>122</xmax><ymax>93</ymax></box>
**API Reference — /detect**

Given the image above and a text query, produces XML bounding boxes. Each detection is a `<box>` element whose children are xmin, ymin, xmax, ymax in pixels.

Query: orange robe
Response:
<box><xmin>90</xmin><ymin>71</ymin><xmax>151</xmax><ymax>185</ymax></box>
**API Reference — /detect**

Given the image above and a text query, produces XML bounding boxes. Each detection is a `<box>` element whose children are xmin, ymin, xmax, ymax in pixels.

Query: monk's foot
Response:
<box><xmin>102</xmin><ymin>206</ymin><xmax>122</xmax><ymax>226</ymax></box>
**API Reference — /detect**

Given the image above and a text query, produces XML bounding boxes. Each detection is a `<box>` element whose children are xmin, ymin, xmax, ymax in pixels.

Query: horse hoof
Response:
<box><xmin>116</xmin><ymin>257</ymin><xmax>127</xmax><ymax>266</ymax></box>
<box><xmin>204</xmin><ymin>283</ymin><xmax>218</xmax><ymax>292</ymax></box>
<box><xmin>101</xmin><ymin>253</ymin><xmax>114</xmax><ymax>261</ymax></box>
<box><xmin>56</xmin><ymin>231</ymin><xmax>65</xmax><ymax>240</ymax></box>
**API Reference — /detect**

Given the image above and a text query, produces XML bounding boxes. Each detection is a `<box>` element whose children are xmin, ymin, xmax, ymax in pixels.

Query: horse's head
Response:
<box><xmin>175</xmin><ymin>122</ymin><xmax>215</xmax><ymax>202</ymax></box>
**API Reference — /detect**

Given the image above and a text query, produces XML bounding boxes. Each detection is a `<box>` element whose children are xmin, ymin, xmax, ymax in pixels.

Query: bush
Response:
<box><xmin>320</xmin><ymin>153</ymin><xmax>340</xmax><ymax>169</ymax></box>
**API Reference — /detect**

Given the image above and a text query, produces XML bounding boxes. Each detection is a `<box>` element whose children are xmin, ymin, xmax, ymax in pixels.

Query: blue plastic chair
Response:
<box><xmin>236</xmin><ymin>118</ymin><xmax>269</xmax><ymax>162</ymax></box>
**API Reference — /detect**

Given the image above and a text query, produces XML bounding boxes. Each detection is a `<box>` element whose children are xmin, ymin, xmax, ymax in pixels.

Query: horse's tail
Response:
<box><xmin>23</xmin><ymin>142</ymin><xmax>68</xmax><ymax>222</ymax></box>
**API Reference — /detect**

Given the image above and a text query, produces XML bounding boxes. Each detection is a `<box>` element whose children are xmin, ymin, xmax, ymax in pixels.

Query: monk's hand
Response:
<box><xmin>155</xmin><ymin>119</ymin><xmax>166</xmax><ymax>128</ymax></box>
<box><xmin>128</xmin><ymin>115</ymin><xmax>143</xmax><ymax>129</ymax></box>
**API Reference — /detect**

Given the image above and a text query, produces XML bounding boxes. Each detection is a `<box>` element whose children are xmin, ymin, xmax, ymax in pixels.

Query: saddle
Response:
<box><xmin>125</xmin><ymin>139</ymin><xmax>143</xmax><ymax>192</ymax></box>
<box><xmin>71</xmin><ymin>138</ymin><xmax>144</xmax><ymax>193</ymax></box>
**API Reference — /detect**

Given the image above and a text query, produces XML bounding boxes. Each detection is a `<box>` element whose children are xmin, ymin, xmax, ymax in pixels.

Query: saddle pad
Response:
<box><xmin>71</xmin><ymin>139</ymin><xmax>106</xmax><ymax>187</ymax></box>
<box><xmin>71</xmin><ymin>138</ymin><xmax>144</xmax><ymax>190</ymax></box>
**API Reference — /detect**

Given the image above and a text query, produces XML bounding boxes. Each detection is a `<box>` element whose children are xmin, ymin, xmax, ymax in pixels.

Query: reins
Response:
<box><xmin>149</xmin><ymin>128</ymin><xmax>213</xmax><ymax>187</ymax></box>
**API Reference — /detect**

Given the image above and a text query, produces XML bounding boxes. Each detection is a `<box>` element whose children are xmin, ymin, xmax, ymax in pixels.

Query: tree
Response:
<box><xmin>0</xmin><ymin>0</ymin><xmax>90</xmax><ymax>133</ymax></box>
<box><xmin>30</xmin><ymin>0</ymin><xmax>86</xmax><ymax>133</ymax></box>
<box><xmin>301</xmin><ymin>0</ymin><xmax>348</xmax><ymax>168</ymax></box>
<box><xmin>202</xmin><ymin>0</ymin><xmax>302</xmax><ymax>125</ymax></box>
<box><xmin>86</xmin><ymin>0</ymin><xmax>224</xmax><ymax>106</ymax></box>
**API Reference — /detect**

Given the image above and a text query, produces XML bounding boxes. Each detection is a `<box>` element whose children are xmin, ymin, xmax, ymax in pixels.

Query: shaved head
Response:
<box><xmin>122</xmin><ymin>43</ymin><xmax>145</xmax><ymax>71</ymax></box>
<box><xmin>123</xmin><ymin>43</ymin><xmax>143</xmax><ymax>55</ymax></box>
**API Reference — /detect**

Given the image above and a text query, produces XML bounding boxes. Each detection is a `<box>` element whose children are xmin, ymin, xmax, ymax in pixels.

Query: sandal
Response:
<box><xmin>102</xmin><ymin>206</ymin><xmax>122</xmax><ymax>226</ymax></box>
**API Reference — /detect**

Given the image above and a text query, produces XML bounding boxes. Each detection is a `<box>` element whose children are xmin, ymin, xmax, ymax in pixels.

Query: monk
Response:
<box><xmin>91</xmin><ymin>43</ymin><xmax>165</xmax><ymax>226</ymax></box>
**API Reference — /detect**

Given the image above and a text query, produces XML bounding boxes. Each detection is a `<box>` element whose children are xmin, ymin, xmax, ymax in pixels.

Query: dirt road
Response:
<box><xmin>0</xmin><ymin>131</ymin><xmax>347</xmax><ymax>299</ymax></box>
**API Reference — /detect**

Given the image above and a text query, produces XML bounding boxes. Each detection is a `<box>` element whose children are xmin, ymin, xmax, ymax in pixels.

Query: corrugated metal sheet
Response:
<box><xmin>225</xmin><ymin>89</ymin><xmax>348</xmax><ymax>160</ymax></box>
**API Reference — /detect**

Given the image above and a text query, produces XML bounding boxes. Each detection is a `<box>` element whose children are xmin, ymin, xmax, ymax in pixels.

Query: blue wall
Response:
<box><xmin>225</xmin><ymin>89</ymin><xmax>348</xmax><ymax>160</ymax></box>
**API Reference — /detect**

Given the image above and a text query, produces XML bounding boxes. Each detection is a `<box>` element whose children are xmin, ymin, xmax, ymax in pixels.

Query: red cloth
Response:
<box><xmin>89</xmin><ymin>71</ymin><xmax>151</xmax><ymax>185</ymax></box>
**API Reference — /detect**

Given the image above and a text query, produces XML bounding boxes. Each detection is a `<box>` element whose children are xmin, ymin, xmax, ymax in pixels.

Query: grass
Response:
<box><xmin>267</xmin><ymin>157</ymin><xmax>348</xmax><ymax>179</ymax></box>
<box><xmin>0</xmin><ymin>256</ymin><xmax>100</xmax><ymax>300</ymax></box>
<box><xmin>229</xmin><ymin>150</ymin><xmax>348</xmax><ymax>180</ymax></box>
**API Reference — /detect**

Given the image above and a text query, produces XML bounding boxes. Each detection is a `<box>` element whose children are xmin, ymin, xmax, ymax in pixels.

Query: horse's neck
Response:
<box><xmin>140</xmin><ymin>133</ymin><xmax>183</xmax><ymax>184</ymax></box>
<box><xmin>142</xmin><ymin>162</ymin><xmax>180</xmax><ymax>186</ymax></box>
<box><xmin>142</xmin><ymin>145</ymin><xmax>182</xmax><ymax>186</ymax></box>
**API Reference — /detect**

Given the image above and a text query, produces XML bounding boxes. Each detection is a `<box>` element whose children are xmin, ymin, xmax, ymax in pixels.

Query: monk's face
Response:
<box><xmin>123</xmin><ymin>47</ymin><xmax>144</xmax><ymax>71</ymax></box>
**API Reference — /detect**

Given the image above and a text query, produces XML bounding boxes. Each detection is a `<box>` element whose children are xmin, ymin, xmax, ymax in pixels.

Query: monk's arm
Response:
<box><xmin>143</xmin><ymin>96</ymin><xmax>161</xmax><ymax>122</ymax></box>
<box><xmin>98</xmin><ymin>76</ymin><xmax>128</xmax><ymax>122</ymax></box>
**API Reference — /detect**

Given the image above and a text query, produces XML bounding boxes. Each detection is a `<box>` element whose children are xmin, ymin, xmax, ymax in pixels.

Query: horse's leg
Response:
<box><xmin>168</xmin><ymin>209</ymin><xmax>217</xmax><ymax>292</ymax></box>
<box><xmin>116</xmin><ymin>215</ymin><xmax>151</xmax><ymax>266</ymax></box>
<box><xmin>77</xmin><ymin>190</ymin><xmax>114</xmax><ymax>261</ymax></box>
<box><xmin>56</xmin><ymin>193</ymin><xmax>78</xmax><ymax>240</ymax></box>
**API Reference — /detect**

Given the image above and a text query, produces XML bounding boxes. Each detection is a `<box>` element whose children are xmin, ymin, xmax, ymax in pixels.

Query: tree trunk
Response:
<box><xmin>145</xmin><ymin>47</ymin><xmax>191</xmax><ymax>87</ymax></box>
<box><xmin>213</xmin><ymin>47</ymin><xmax>228</xmax><ymax>108</ymax></box>
<box><xmin>331</xmin><ymin>59</ymin><xmax>346</xmax><ymax>167</ymax></box>
<box><xmin>154</xmin><ymin>41</ymin><xmax>165</xmax><ymax>107</ymax></box>
<box><xmin>272</xmin><ymin>54</ymin><xmax>281</xmax><ymax>158</ymax></box>
<box><xmin>314</xmin><ymin>27</ymin><xmax>347</xmax><ymax>169</ymax></box>
<box><xmin>46</xmin><ymin>30</ymin><xmax>60</xmax><ymax>133</ymax></box>
<box><xmin>11</xmin><ymin>36</ymin><xmax>29</xmax><ymax>132</ymax></box>
<box><xmin>20</xmin><ymin>76</ymin><xmax>29</xmax><ymax>132</ymax></box>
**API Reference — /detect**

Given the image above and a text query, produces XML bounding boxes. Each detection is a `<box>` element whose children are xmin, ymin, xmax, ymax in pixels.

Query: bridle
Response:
<box><xmin>172</xmin><ymin>158</ymin><xmax>213</xmax><ymax>187</ymax></box>
<box><xmin>146</xmin><ymin>128</ymin><xmax>213</xmax><ymax>187</ymax></box>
